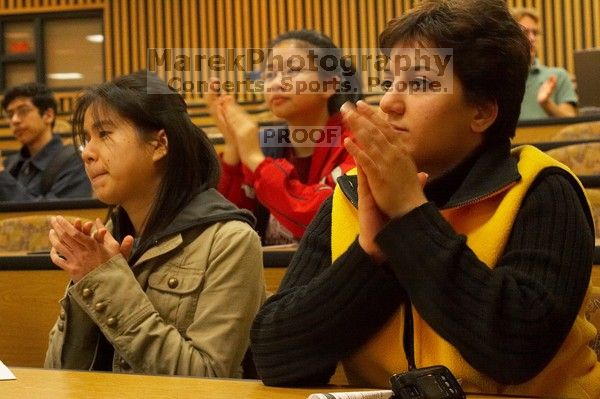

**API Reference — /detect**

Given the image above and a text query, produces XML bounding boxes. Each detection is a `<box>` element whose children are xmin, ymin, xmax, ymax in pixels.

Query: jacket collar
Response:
<box><xmin>13</xmin><ymin>134</ymin><xmax>63</xmax><ymax>172</ymax></box>
<box><xmin>529</xmin><ymin>58</ymin><xmax>542</xmax><ymax>74</ymax></box>
<box><xmin>116</xmin><ymin>188</ymin><xmax>256</xmax><ymax>266</ymax></box>
<box><xmin>425</xmin><ymin>139</ymin><xmax>521</xmax><ymax>209</ymax></box>
<box><xmin>156</xmin><ymin>188</ymin><xmax>256</xmax><ymax>238</ymax></box>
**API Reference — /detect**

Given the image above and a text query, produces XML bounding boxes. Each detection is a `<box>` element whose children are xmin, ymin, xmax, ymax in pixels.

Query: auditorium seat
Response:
<box><xmin>586</xmin><ymin>284</ymin><xmax>600</xmax><ymax>358</ymax></box>
<box><xmin>587</xmin><ymin>189</ymin><xmax>600</xmax><ymax>238</ymax></box>
<box><xmin>545</xmin><ymin>143</ymin><xmax>600</xmax><ymax>176</ymax></box>
<box><xmin>552</xmin><ymin>120</ymin><xmax>600</xmax><ymax>141</ymax></box>
<box><xmin>0</xmin><ymin>215</ymin><xmax>88</xmax><ymax>253</ymax></box>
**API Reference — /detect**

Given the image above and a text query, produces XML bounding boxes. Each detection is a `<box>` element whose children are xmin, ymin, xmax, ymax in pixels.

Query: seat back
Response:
<box><xmin>586</xmin><ymin>280</ymin><xmax>600</xmax><ymax>358</ymax></box>
<box><xmin>552</xmin><ymin>121</ymin><xmax>600</xmax><ymax>141</ymax></box>
<box><xmin>0</xmin><ymin>215</ymin><xmax>86</xmax><ymax>252</ymax></box>
<box><xmin>545</xmin><ymin>143</ymin><xmax>600</xmax><ymax>176</ymax></box>
<box><xmin>586</xmin><ymin>189</ymin><xmax>600</xmax><ymax>238</ymax></box>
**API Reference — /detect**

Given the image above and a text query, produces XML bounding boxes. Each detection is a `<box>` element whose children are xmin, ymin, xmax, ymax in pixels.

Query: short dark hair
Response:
<box><xmin>71</xmin><ymin>71</ymin><xmax>220</xmax><ymax>248</ymax></box>
<box><xmin>1</xmin><ymin>82</ymin><xmax>58</xmax><ymax>128</ymax></box>
<box><xmin>379</xmin><ymin>0</ymin><xmax>530</xmax><ymax>142</ymax></box>
<box><xmin>269</xmin><ymin>29</ymin><xmax>364</xmax><ymax>115</ymax></box>
<box><xmin>511</xmin><ymin>7</ymin><xmax>540</xmax><ymax>23</ymax></box>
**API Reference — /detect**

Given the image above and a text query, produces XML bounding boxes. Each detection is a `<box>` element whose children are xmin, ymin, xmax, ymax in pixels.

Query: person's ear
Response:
<box><xmin>42</xmin><ymin>108</ymin><xmax>55</xmax><ymax>126</ymax></box>
<box><xmin>152</xmin><ymin>129</ymin><xmax>168</xmax><ymax>161</ymax></box>
<box><xmin>471</xmin><ymin>100</ymin><xmax>498</xmax><ymax>134</ymax></box>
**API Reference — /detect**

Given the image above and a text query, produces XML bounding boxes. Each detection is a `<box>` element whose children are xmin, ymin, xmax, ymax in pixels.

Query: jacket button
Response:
<box><xmin>167</xmin><ymin>277</ymin><xmax>179</xmax><ymax>289</ymax></box>
<box><xmin>59</xmin><ymin>310</ymin><xmax>66</xmax><ymax>320</ymax></box>
<box><xmin>119</xmin><ymin>358</ymin><xmax>131</xmax><ymax>370</ymax></box>
<box><xmin>94</xmin><ymin>302</ymin><xmax>107</xmax><ymax>312</ymax></box>
<box><xmin>82</xmin><ymin>288</ymin><xmax>93</xmax><ymax>298</ymax></box>
<box><xmin>106</xmin><ymin>317</ymin><xmax>117</xmax><ymax>327</ymax></box>
<box><xmin>57</xmin><ymin>322</ymin><xmax>65</xmax><ymax>332</ymax></box>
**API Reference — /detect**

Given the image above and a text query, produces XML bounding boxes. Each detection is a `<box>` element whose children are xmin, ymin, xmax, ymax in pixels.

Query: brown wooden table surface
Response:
<box><xmin>1</xmin><ymin>367</ymin><xmax>533</xmax><ymax>399</ymax></box>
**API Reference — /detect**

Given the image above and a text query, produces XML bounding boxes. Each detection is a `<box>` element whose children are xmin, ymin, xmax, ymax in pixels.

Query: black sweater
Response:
<box><xmin>250</xmin><ymin>144</ymin><xmax>594</xmax><ymax>387</ymax></box>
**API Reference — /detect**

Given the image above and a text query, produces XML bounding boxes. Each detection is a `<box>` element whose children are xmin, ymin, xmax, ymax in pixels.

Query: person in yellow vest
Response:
<box><xmin>250</xmin><ymin>0</ymin><xmax>599</xmax><ymax>396</ymax></box>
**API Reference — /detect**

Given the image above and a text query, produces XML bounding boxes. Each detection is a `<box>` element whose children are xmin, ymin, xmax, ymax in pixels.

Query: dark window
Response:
<box><xmin>0</xmin><ymin>11</ymin><xmax>104</xmax><ymax>92</ymax></box>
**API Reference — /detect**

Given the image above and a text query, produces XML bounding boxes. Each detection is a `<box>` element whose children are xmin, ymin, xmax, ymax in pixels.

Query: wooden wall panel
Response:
<box><xmin>1</xmin><ymin>0</ymin><xmax>597</xmax><ymax>113</ymax></box>
<box><xmin>99</xmin><ymin>0</ymin><xmax>421</xmax><ymax>107</ymax></box>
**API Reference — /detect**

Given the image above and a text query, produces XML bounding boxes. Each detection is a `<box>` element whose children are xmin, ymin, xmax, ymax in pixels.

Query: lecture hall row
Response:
<box><xmin>0</xmin><ymin>0</ymin><xmax>600</xmax><ymax>399</ymax></box>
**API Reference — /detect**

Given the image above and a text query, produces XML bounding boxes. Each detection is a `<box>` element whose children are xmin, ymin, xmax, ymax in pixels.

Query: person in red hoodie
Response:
<box><xmin>208</xmin><ymin>30</ymin><xmax>363</xmax><ymax>245</ymax></box>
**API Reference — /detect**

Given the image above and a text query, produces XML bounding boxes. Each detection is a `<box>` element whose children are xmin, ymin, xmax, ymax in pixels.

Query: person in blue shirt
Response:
<box><xmin>513</xmin><ymin>8</ymin><xmax>578</xmax><ymax>120</ymax></box>
<box><xmin>0</xmin><ymin>82</ymin><xmax>91</xmax><ymax>201</ymax></box>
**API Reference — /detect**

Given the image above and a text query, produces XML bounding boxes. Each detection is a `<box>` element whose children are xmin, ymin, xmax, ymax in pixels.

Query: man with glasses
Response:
<box><xmin>513</xmin><ymin>8</ymin><xmax>578</xmax><ymax>120</ymax></box>
<box><xmin>0</xmin><ymin>82</ymin><xmax>91</xmax><ymax>201</ymax></box>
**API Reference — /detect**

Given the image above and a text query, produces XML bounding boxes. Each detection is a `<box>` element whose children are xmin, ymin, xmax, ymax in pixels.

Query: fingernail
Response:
<box><xmin>340</xmin><ymin>102</ymin><xmax>354</xmax><ymax>113</ymax></box>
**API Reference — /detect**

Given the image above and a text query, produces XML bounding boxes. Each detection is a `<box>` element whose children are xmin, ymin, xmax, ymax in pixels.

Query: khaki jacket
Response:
<box><xmin>45</xmin><ymin>191</ymin><xmax>265</xmax><ymax>378</ymax></box>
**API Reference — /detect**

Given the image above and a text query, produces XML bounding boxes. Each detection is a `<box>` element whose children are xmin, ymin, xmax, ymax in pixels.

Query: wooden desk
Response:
<box><xmin>263</xmin><ymin>246</ymin><xmax>294</xmax><ymax>294</ymax></box>
<box><xmin>0</xmin><ymin>198</ymin><xmax>109</xmax><ymax>222</ymax></box>
<box><xmin>0</xmin><ymin>268</ymin><xmax>69</xmax><ymax>367</ymax></box>
<box><xmin>1</xmin><ymin>367</ymin><xmax>522</xmax><ymax>399</ymax></box>
<box><xmin>514</xmin><ymin>114</ymin><xmax>600</xmax><ymax>144</ymax></box>
<box><xmin>0</xmin><ymin>251</ymin><xmax>291</xmax><ymax>368</ymax></box>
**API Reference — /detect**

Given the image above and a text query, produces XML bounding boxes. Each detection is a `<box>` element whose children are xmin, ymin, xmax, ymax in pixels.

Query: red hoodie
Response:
<box><xmin>218</xmin><ymin>113</ymin><xmax>355</xmax><ymax>239</ymax></box>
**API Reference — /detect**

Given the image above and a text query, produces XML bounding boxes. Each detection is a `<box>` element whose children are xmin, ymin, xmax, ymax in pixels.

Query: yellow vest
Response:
<box><xmin>331</xmin><ymin>146</ymin><xmax>600</xmax><ymax>397</ymax></box>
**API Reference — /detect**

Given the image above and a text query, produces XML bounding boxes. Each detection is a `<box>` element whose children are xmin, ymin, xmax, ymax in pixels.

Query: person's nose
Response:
<box><xmin>379</xmin><ymin>84</ymin><xmax>406</xmax><ymax>117</ymax></box>
<box><xmin>266</xmin><ymin>72</ymin><xmax>285</xmax><ymax>93</ymax></box>
<box><xmin>81</xmin><ymin>139</ymin><xmax>98</xmax><ymax>164</ymax></box>
<box><xmin>8</xmin><ymin>113</ymin><xmax>22</xmax><ymax>126</ymax></box>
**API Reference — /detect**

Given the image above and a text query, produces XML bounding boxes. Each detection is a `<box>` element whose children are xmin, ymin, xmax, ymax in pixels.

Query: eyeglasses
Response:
<box><xmin>3</xmin><ymin>105</ymin><xmax>36</xmax><ymax>121</ymax></box>
<box><xmin>260</xmin><ymin>68</ymin><xmax>312</xmax><ymax>82</ymax></box>
<box><xmin>522</xmin><ymin>27</ymin><xmax>542</xmax><ymax>38</ymax></box>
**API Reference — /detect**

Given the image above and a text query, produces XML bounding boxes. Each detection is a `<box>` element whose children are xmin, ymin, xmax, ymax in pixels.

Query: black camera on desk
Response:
<box><xmin>390</xmin><ymin>365</ymin><xmax>465</xmax><ymax>399</ymax></box>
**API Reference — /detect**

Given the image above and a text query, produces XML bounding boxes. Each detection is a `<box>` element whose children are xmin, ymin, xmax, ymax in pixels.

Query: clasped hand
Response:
<box><xmin>341</xmin><ymin>101</ymin><xmax>428</xmax><ymax>262</ymax></box>
<box><xmin>206</xmin><ymin>79</ymin><xmax>264</xmax><ymax>170</ymax></box>
<box><xmin>49</xmin><ymin>216</ymin><xmax>134</xmax><ymax>282</ymax></box>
